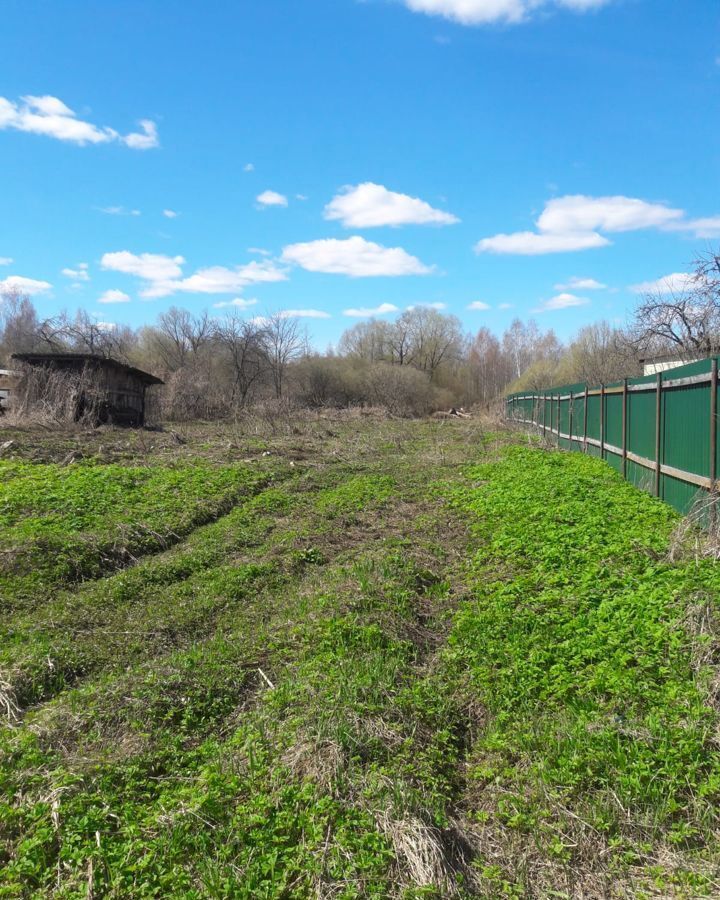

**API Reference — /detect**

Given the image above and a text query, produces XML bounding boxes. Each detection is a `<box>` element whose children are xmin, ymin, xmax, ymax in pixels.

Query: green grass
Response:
<box><xmin>0</xmin><ymin>459</ymin><xmax>271</xmax><ymax>607</ymax></box>
<box><xmin>2</xmin><ymin>421</ymin><xmax>720</xmax><ymax>897</ymax></box>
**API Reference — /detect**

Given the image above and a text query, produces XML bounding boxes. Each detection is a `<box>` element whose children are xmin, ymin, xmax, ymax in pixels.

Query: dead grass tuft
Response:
<box><xmin>668</xmin><ymin>491</ymin><xmax>720</xmax><ymax>562</ymax></box>
<box><xmin>377</xmin><ymin>811</ymin><xmax>474</xmax><ymax>895</ymax></box>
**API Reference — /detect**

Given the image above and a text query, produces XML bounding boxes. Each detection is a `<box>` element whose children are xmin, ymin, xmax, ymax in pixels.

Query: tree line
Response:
<box><xmin>1</xmin><ymin>249</ymin><xmax>718</xmax><ymax>420</ymax></box>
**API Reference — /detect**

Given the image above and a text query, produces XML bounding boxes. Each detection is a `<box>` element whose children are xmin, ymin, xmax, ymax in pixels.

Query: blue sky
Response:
<box><xmin>1</xmin><ymin>0</ymin><xmax>719</xmax><ymax>347</ymax></box>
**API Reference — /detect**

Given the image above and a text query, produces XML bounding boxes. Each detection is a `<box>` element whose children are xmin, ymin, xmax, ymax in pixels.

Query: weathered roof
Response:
<box><xmin>11</xmin><ymin>353</ymin><xmax>164</xmax><ymax>386</ymax></box>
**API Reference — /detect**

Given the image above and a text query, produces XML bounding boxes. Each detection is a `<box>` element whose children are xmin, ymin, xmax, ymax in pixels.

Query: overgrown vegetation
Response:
<box><xmin>1</xmin><ymin>418</ymin><xmax>720</xmax><ymax>897</ymax></box>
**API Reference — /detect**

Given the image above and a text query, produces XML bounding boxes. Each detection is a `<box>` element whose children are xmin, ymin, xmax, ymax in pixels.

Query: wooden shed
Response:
<box><xmin>11</xmin><ymin>353</ymin><xmax>163</xmax><ymax>426</ymax></box>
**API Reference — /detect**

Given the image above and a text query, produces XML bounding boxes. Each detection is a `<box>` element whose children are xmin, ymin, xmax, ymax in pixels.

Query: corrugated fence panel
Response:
<box><xmin>570</xmin><ymin>394</ymin><xmax>585</xmax><ymax>450</ymax></box>
<box><xmin>626</xmin><ymin>380</ymin><xmax>657</xmax><ymax>490</ymax></box>
<box><xmin>604</xmin><ymin>387</ymin><xmax>624</xmax><ymax>473</ymax></box>
<box><xmin>505</xmin><ymin>355</ymin><xmax>720</xmax><ymax>519</ymax></box>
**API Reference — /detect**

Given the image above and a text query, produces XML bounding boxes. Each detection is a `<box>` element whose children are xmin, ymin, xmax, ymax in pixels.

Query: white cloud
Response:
<box><xmin>0</xmin><ymin>275</ymin><xmax>52</xmax><ymax>295</ymax></box>
<box><xmin>296</xmin><ymin>194</ymin><xmax>309</xmax><ymax>201</ymax></box>
<box><xmin>101</xmin><ymin>251</ymin><xmax>287</xmax><ymax>298</ymax></box>
<box><xmin>282</xmin><ymin>236</ymin><xmax>433</xmax><ymax>277</ymax></box>
<box><xmin>248</xmin><ymin>247</ymin><xmax>271</xmax><ymax>256</ymax></box>
<box><xmin>244</xmin><ymin>163</ymin><xmax>255</xmax><ymax>172</ymax></box>
<box><xmin>95</xmin><ymin>321</ymin><xmax>117</xmax><ymax>331</ymax></box>
<box><xmin>324</xmin><ymin>182</ymin><xmax>459</xmax><ymax>228</ymax></box>
<box><xmin>97</xmin><ymin>289</ymin><xmax>130</xmax><ymax>304</ymax></box>
<box><xmin>402</xmin><ymin>0</ymin><xmax>613</xmax><ymax>25</ymax></box>
<box><xmin>407</xmin><ymin>301</ymin><xmax>447</xmax><ymax>310</ymax></box>
<box><xmin>122</xmin><ymin>120</ymin><xmax>159</xmax><ymax>150</ymax></box>
<box><xmin>467</xmin><ymin>300</ymin><xmax>491</xmax><ymax>310</ymax></box>
<box><xmin>630</xmin><ymin>272</ymin><xmax>699</xmax><ymax>295</ymax></box>
<box><xmin>152</xmin><ymin>261</ymin><xmax>286</xmax><ymax>298</ymax></box>
<box><xmin>669</xmin><ymin>216</ymin><xmax>720</xmax><ymax>239</ymax></box>
<box><xmin>163</xmin><ymin>209</ymin><xmax>179</xmax><ymax>219</ymax></box>
<box><xmin>101</xmin><ymin>251</ymin><xmax>185</xmax><ymax>282</ymax></box>
<box><xmin>257</xmin><ymin>190</ymin><xmax>288</xmax><ymax>208</ymax></box>
<box><xmin>475</xmin><ymin>193</ymin><xmax>717</xmax><ymax>255</ymax></box>
<box><xmin>343</xmin><ymin>303</ymin><xmax>400</xmax><ymax>317</ymax></box>
<box><xmin>477</xmin><ymin>230</ymin><xmax>609</xmax><ymax>255</ymax></box>
<box><xmin>534</xmin><ymin>292</ymin><xmax>590</xmax><ymax>312</ymax></box>
<box><xmin>98</xmin><ymin>206</ymin><xmax>141</xmax><ymax>216</ymax></box>
<box><xmin>498</xmin><ymin>302</ymin><xmax>513</xmax><ymax>309</ymax></box>
<box><xmin>537</xmin><ymin>195</ymin><xmax>683</xmax><ymax>234</ymax></box>
<box><xmin>279</xmin><ymin>309</ymin><xmax>331</xmax><ymax>319</ymax></box>
<box><xmin>62</xmin><ymin>264</ymin><xmax>90</xmax><ymax>282</ymax></box>
<box><xmin>0</xmin><ymin>95</ymin><xmax>158</xmax><ymax>148</ymax></box>
<box><xmin>0</xmin><ymin>257</ymin><xmax>12</xmax><ymax>266</ymax></box>
<box><xmin>212</xmin><ymin>297</ymin><xmax>259</xmax><ymax>310</ymax></box>
<box><xmin>554</xmin><ymin>276</ymin><xmax>606</xmax><ymax>291</ymax></box>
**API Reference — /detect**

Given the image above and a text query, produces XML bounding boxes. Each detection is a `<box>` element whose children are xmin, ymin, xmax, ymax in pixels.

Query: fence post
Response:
<box><xmin>622</xmin><ymin>378</ymin><xmax>628</xmax><ymax>480</ymax></box>
<box><xmin>557</xmin><ymin>394</ymin><xmax>561</xmax><ymax>447</ymax></box>
<box><xmin>568</xmin><ymin>391</ymin><xmax>574</xmax><ymax>448</ymax></box>
<box><xmin>600</xmin><ymin>384</ymin><xmax>605</xmax><ymax>459</ymax></box>
<box><xmin>583</xmin><ymin>384</ymin><xmax>588</xmax><ymax>453</ymax></box>
<box><xmin>655</xmin><ymin>373</ymin><xmax>662</xmax><ymax>498</ymax></box>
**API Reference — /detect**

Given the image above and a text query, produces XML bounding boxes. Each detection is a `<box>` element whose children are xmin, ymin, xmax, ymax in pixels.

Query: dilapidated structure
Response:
<box><xmin>11</xmin><ymin>353</ymin><xmax>163</xmax><ymax>426</ymax></box>
<box><xmin>0</xmin><ymin>369</ymin><xmax>21</xmax><ymax>413</ymax></box>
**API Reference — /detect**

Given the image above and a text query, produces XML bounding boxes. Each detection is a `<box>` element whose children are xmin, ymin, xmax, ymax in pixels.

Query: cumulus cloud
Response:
<box><xmin>101</xmin><ymin>251</ymin><xmax>287</xmax><ymax>298</ymax></box>
<box><xmin>0</xmin><ymin>257</ymin><xmax>12</xmax><ymax>266</ymax></box>
<box><xmin>343</xmin><ymin>303</ymin><xmax>400</xmax><ymax>317</ymax></box>
<box><xmin>278</xmin><ymin>309</ymin><xmax>331</xmax><ymax>319</ymax></box>
<box><xmin>476</xmin><ymin>194</ymin><xmax>718</xmax><ymax>255</ymax></box>
<box><xmin>402</xmin><ymin>0</ymin><xmax>613</xmax><ymax>26</ymax></box>
<box><xmin>0</xmin><ymin>275</ymin><xmax>52</xmax><ymax>295</ymax></box>
<box><xmin>122</xmin><ymin>120</ymin><xmax>159</xmax><ymax>150</ymax></box>
<box><xmin>257</xmin><ymin>190</ymin><xmax>288</xmax><ymax>208</ymax></box>
<box><xmin>0</xmin><ymin>95</ymin><xmax>159</xmax><ymax>148</ymax></box>
<box><xmin>537</xmin><ymin>195</ymin><xmax>683</xmax><ymax>234</ymax></box>
<box><xmin>244</xmin><ymin>163</ymin><xmax>255</xmax><ymax>172</ymax></box>
<box><xmin>343</xmin><ymin>303</ymin><xmax>400</xmax><ymax>319</ymax></box>
<box><xmin>467</xmin><ymin>300</ymin><xmax>491</xmax><ymax>310</ymax></box>
<box><xmin>101</xmin><ymin>251</ymin><xmax>185</xmax><ymax>282</ymax></box>
<box><xmin>554</xmin><ymin>276</ymin><xmax>606</xmax><ymax>290</ymax></box>
<box><xmin>534</xmin><ymin>292</ymin><xmax>590</xmax><ymax>312</ymax></box>
<box><xmin>669</xmin><ymin>216</ymin><xmax>720</xmax><ymax>239</ymax></box>
<box><xmin>477</xmin><ymin>230</ymin><xmax>609</xmax><ymax>255</ymax></box>
<box><xmin>407</xmin><ymin>301</ymin><xmax>447</xmax><ymax>310</ymax></box>
<box><xmin>163</xmin><ymin>209</ymin><xmax>179</xmax><ymax>219</ymax></box>
<box><xmin>212</xmin><ymin>297</ymin><xmax>259</xmax><ymax>310</ymax></box>
<box><xmin>61</xmin><ymin>263</ymin><xmax>89</xmax><ymax>282</ymax></box>
<box><xmin>324</xmin><ymin>182</ymin><xmax>459</xmax><ymax>228</ymax></box>
<box><xmin>282</xmin><ymin>236</ymin><xmax>433</xmax><ymax>277</ymax></box>
<box><xmin>97</xmin><ymin>289</ymin><xmax>130</xmax><ymax>304</ymax></box>
<box><xmin>630</xmin><ymin>272</ymin><xmax>699</xmax><ymax>295</ymax></box>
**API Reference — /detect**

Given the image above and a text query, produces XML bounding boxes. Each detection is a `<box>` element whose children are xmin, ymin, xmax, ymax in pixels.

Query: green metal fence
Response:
<box><xmin>505</xmin><ymin>355</ymin><xmax>719</xmax><ymax>516</ymax></box>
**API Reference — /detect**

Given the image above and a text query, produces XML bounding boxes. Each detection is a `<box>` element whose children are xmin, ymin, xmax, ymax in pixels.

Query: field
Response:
<box><xmin>2</xmin><ymin>414</ymin><xmax>720</xmax><ymax>898</ymax></box>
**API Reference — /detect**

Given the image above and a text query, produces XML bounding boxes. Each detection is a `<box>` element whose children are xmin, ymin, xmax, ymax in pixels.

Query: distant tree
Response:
<box><xmin>150</xmin><ymin>307</ymin><xmax>211</xmax><ymax>371</ymax></box>
<box><xmin>630</xmin><ymin>250</ymin><xmax>720</xmax><ymax>356</ymax></box>
<box><xmin>213</xmin><ymin>315</ymin><xmax>268</xmax><ymax>407</ymax></box>
<box><xmin>0</xmin><ymin>288</ymin><xmax>41</xmax><ymax>361</ymax></box>
<box><xmin>555</xmin><ymin>321</ymin><xmax>637</xmax><ymax>385</ymax></box>
<box><xmin>263</xmin><ymin>313</ymin><xmax>304</xmax><ymax>399</ymax></box>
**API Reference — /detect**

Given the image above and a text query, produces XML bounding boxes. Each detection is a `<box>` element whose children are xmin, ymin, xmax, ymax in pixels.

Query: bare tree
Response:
<box><xmin>150</xmin><ymin>307</ymin><xmax>212</xmax><ymax>371</ymax></box>
<box><xmin>263</xmin><ymin>313</ymin><xmax>304</xmax><ymax>399</ymax></box>
<box><xmin>630</xmin><ymin>252</ymin><xmax>720</xmax><ymax>356</ymax></box>
<box><xmin>214</xmin><ymin>315</ymin><xmax>268</xmax><ymax>407</ymax></box>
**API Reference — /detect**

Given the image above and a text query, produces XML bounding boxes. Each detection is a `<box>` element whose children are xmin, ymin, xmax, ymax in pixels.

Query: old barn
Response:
<box><xmin>11</xmin><ymin>353</ymin><xmax>163</xmax><ymax>426</ymax></box>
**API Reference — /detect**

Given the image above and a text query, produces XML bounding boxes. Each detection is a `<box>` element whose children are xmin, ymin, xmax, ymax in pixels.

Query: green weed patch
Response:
<box><xmin>0</xmin><ymin>460</ymin><xmax>269</xmax><ymax>606</ymax></box>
